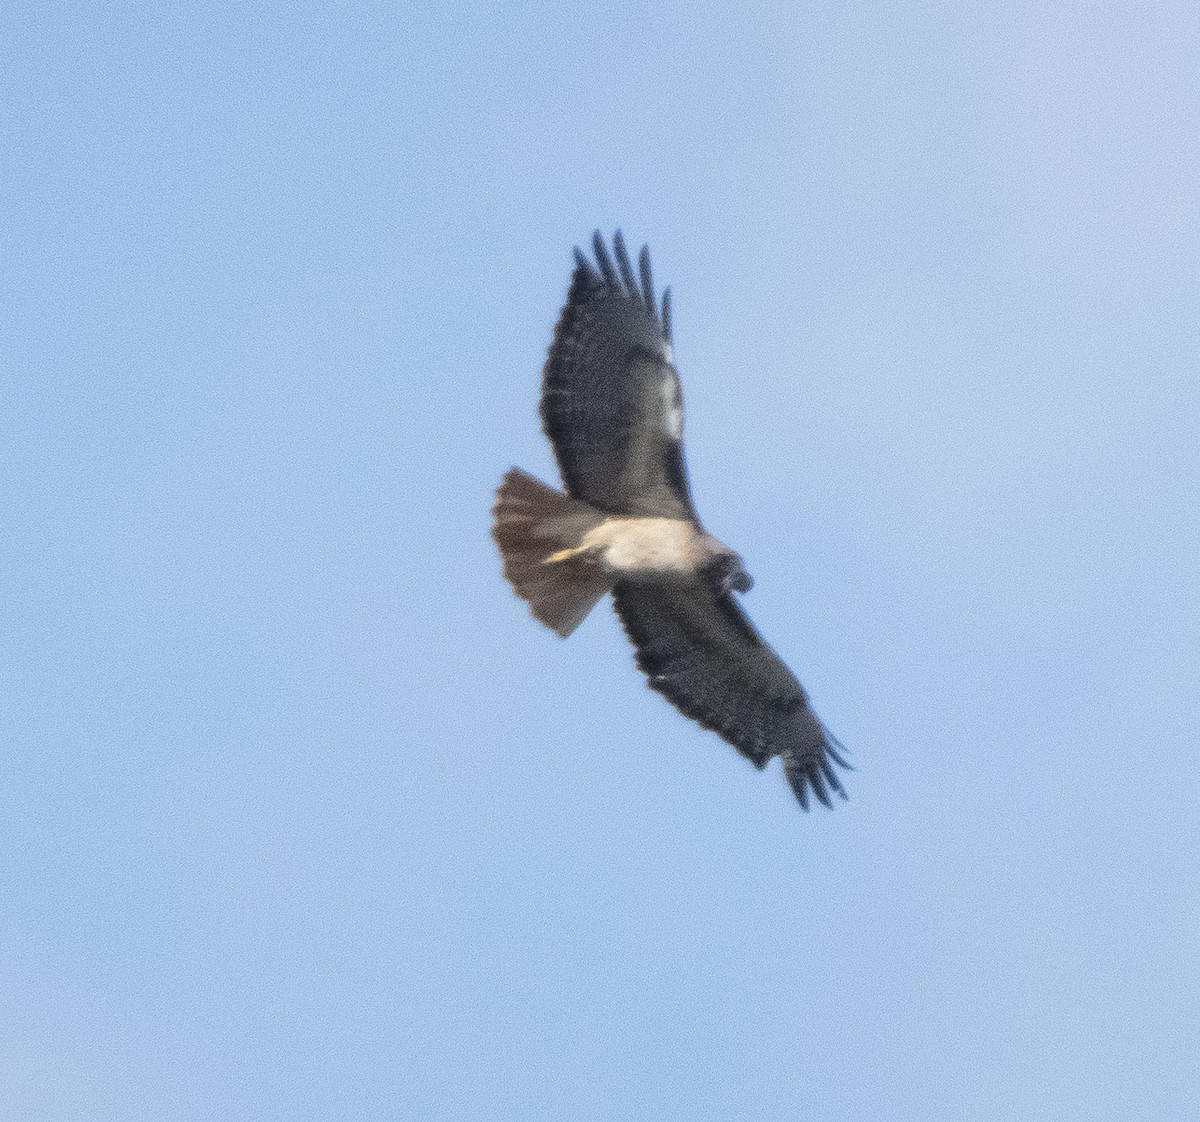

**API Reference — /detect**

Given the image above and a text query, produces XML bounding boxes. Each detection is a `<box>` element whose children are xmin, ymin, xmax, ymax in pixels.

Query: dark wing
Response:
<box><xmin>540</xmin><ymin>231</ymin><xmax>697</xmax><ymax>521</ymax></box>
<box><xmin>612</xmin><ymin>581</ymin><xmax>849</xmax><ymax>809</ymax></box>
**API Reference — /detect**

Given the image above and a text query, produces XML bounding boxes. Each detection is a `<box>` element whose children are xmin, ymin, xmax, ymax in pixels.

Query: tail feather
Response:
<box><xmin>491</xmin><ymin>469</ymin><xmax>610</xmax><ymax>637</ymax></box>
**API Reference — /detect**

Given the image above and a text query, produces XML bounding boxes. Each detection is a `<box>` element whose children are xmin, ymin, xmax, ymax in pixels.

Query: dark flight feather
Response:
<box><xmin>541</xmin><ymin>231</ymin><xmax>697</xmax><ymax>521</ymax></box>
<box><xmin>612</xmin><ymin>581</ymin><xmax>848</xmax><ymax>808</ymax></box>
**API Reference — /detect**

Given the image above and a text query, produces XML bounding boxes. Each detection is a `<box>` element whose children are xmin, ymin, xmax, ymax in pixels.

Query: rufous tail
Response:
<box><xmin>491</xmin><ymin>468</ymin><xmax>610</xmax><ymax>637</ymax></box>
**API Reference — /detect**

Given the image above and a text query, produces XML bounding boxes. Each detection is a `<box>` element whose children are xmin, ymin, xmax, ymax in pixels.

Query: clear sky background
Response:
<box><xmin>4</xmin><ymin>3</ymin><xmax>1198</xmax><ymax>1119</ymax></box>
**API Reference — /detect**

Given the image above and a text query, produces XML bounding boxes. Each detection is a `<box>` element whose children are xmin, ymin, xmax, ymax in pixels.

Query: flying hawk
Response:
<box><xmin>492</xmin><ymin>232</ymin><xmax>849</xmax><ymax>808</ymax></box>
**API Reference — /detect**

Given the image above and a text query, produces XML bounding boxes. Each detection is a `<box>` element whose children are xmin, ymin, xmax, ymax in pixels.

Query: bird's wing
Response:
<box><xmin>540</xmin><ymin>231</ymin><xmax>697</xmax><ymax>521</ymax></box>
<box><xmin>612</xmin><ymin>580</ymin><xmax>849</xmax><ymax>809</ymax></box>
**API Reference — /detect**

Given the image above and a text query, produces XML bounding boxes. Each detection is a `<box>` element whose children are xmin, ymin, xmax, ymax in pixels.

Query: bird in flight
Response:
<box><xmin>492</xmin><ymin>232</ymin><xmax>848</xmax><ymax>808</ymax></box>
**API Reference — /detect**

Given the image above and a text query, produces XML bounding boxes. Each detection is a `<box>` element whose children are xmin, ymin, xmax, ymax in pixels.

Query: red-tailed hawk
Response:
<box><xmin>492</xmin><ymin>232</ymin><xmax>849</xmax><ymax>808</ymax></box>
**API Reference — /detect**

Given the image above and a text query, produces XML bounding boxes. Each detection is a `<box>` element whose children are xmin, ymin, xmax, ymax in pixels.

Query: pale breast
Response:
<box><xmin>581</xmin><ymin>517</ymin><xmax>705</xmax><ymax>575</ymax></box>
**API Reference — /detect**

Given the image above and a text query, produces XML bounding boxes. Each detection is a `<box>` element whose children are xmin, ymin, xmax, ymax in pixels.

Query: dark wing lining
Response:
<box><xmin>540</xmin><ymin>231</ymin><xmax>698</xmax><ymax>521</ymax></box>
<box><xmin>612</xmin><ymin>580</ymin><xmax>849</xmax><ymax>809</ymax></box>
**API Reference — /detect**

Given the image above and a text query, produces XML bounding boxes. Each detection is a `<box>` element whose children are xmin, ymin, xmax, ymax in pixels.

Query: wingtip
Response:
<box><xmin>782</xmin><ymin>727</ymin><xmax>852</xmax><ymax>811</ymax></box>
<box><xmin>638</xmin><ymin>244</ymin><xmax>655</xmax><ymax>317</ymax></box>
<box><xmin>784</xmin><ymin>765</ymin><xmax>835</xmax><ymax>811</ymax></box>
<box><xmin>572</xmin><ymin>232</ymin><xmax>668</xmax><ymax>334</ymax></box>
<box><xmin>612</xmin><ymin>230</ymin><xmax>640</xmax><ymax>302</ymax></box>
<box><xmin>591</xmin><ymin>230</ymin><xmax>619</xmax><ymax>290</ymax></box>
<box><xmin>824</xmin><ymin>732</ymin><xmax>853</xmax><ymax>772</ymax></box>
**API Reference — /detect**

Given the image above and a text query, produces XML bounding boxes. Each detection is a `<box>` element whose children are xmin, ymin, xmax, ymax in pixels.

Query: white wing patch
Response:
<box><xmin>660</xmin><ymin>370</ymin><xmax>684</xmax><ymax>440</ymax></box>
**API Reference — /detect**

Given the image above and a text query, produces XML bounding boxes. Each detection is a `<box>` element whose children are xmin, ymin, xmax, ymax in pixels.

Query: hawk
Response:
<box><xmin>492</xmin><ymin>232</ymin><xmax>849</xmax><ymax>808</ymax></box>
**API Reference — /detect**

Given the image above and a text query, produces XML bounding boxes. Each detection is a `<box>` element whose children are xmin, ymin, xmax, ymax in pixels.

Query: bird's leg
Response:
<box><xmin>544</xmin><ymin>521</ymin><xmax>611</xmax><ymax>566</ymax></box>
<box><xmin>544</xmin><ymin>542</ymin><xmax>603</xmax><ymax>565</ymax></box>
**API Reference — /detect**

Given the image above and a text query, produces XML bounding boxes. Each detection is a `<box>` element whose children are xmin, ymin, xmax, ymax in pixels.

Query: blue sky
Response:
<box><xmin>3</xmin><ymin>2</ymin><xmax>1198</xmax><ymax>1119</ymax></box>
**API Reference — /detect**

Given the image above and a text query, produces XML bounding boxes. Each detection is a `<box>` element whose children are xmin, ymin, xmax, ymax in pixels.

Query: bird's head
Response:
<box><xmin>706</xmin><ymin>550</ymin><xmax>754</xmax><ymax>595</ymax></box>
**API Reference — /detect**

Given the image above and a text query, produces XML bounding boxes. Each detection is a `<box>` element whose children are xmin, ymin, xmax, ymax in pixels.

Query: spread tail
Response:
<box><xmin>491</xmin><ymin>468</ymin><xmax>611</xmax><ymax>637</ymax></box>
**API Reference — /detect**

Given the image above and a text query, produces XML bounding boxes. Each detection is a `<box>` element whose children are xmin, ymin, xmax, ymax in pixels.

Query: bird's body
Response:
<box><xmin>553</xmin><ymin>516</ymin><xmax>719</xmax><ymax>576</ymax></box>
<box><xmin>492</xmin><ymin>231</ymin><xmax>848</xmax><ymax>808</ymax></box>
